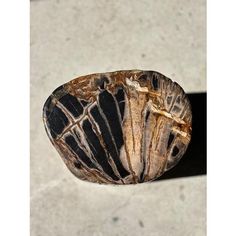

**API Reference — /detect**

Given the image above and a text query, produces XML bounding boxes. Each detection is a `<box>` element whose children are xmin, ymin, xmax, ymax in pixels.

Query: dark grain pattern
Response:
<box><xmin>43</xmin><ymin>70</ymin><xmax>192</xmax><ymax>184</ymax></box>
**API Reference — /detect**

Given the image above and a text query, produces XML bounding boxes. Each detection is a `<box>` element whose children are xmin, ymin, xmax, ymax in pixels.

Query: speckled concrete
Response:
<box><xmin>30</xmin><ymin>0</ymin><xmax>206</xmax><ymax>235</ymax></box>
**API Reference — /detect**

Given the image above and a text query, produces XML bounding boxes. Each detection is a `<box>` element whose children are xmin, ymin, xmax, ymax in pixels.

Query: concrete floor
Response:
<box><xmin>30</xmin><ymin>0</ymin><xmax>206</xmax><ymax>235</ymax></box>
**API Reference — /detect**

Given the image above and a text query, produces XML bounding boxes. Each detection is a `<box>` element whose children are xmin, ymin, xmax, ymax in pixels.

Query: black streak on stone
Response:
<box><xmin>114</xmin><ymin>88</ymin><xmax>125</xmax><ymax>121</ymax></box>
<box><xmin>172</xmin><ymin>146</ymin><xmax>179</xmax><ymax>156</ymax></box>
<box><xmin>152</xmin><ymin>75</ymin><xmax>158</xmax><ymax>90</ymax></box>
<box><xmin>167</xmin><ymin>133</ymin><xmax>175</xmax><ymax>149</ymax></box>
<box><xmin>82</xmin><ymin>119</ymin><xmax>119</xmax><ymax>181</ymax></box>
<box><xmin>139</xmin><ymin>168</ymin><xmax>145</xmax><ymax>183</ymax></box>
<box><xmin>59</xmin><ymin>94</ymin><xmax>83</xmax><ymax>118</ymax></box>
<box><xmin>99</xmin><ymin>90</ymin><xmax>124</xmax><ymax>150</ymax></box>
<box><xmin>145</xmin><ymin>110</ymin><xmax>150</xmax><ymax>122</ymax></box>
<box><xmin>90</xmin><ymin>106</ymin><xmax>129</xmax><ymax>178</ymax></box>
<box><xmin>65</xmin><ymin>135</ymin><xmax>97</xmax><ymax>169</ymax></box>
<box><xmin>47</xmin><ymin>106</ymin><xmax>69</xmax><ymax>139</ymax></box>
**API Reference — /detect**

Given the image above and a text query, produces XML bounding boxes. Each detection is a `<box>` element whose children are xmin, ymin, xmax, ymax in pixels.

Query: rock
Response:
<box><xmin>42</xmin><ymin>70</ymin><xmax>192</xmax><ymax>184</ymax></box>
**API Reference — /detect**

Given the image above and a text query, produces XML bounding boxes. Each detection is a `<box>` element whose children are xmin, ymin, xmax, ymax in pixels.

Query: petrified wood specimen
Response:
<box><xmin>43</xmin><ymin>70</ymin><xmax>192</xmax><ymax>184</ymax></box>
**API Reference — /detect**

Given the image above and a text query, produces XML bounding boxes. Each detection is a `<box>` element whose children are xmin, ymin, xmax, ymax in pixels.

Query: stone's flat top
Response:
<box><xmin>31</xmin><ymin>0</ymin><xmax>206</xmax><ymax>235</ymax></box>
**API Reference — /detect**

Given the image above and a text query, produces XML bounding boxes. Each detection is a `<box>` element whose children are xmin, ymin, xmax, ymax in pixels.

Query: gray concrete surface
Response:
<box><xmin>30</xmin><ymin>0</ymin><xmax>206</xmax><ymax>235</ymax></box>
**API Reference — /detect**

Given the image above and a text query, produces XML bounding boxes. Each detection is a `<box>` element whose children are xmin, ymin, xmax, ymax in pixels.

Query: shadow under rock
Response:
<box><xmin>157</xmin><ymin>92</ymin><xmax>207</xmax><ymax>181</ymax></box>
